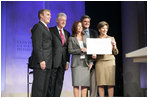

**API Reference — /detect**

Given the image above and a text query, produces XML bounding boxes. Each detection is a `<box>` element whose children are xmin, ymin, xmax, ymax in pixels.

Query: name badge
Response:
<box><xmin>80</xmin><ymin>55</ymin><xmax>85</xmax><ymax>59</ymax></box>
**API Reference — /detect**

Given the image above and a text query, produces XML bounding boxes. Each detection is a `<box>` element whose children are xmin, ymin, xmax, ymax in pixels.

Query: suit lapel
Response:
<box><xmin>74</xmin><ymin>35</ymin><xmax>87</xmax><ymax>48</ymax></box>
<box><xmin>83</xmin><ymin>34</ymin><xmax>87</xmax><ymax>47</ymax></box>
<box><xmin>39</xmin><ymin>21</ymin><xmax>49</xmax><ymax>32</ymax></box>
<box><xmin>54</xmin><ymin>27</ymin><xmax>62</xmax><ymax>43</ymax></box>
<box><xmin>56</xmin><ymin>27</ymin><xmax>68</xmax><ymax>45</ymax></box>
<box><xmin>89</xmin><ymin>29</ymin><xmax>93</xmax><ymax>38</ymax></box>
<box><xmin>39</xmin><ymin>21</ymin><xmax>52</xmax><ymax>39</ymax></box>
<box><xmin>74</xmin><ymin>37</ymin><xmax>81</xmax><ymax>48</ymax></box>
<box><xmin>53</xmin><ymin>26</ymin><xmax>69</xmax><ymax>46</ymax></box>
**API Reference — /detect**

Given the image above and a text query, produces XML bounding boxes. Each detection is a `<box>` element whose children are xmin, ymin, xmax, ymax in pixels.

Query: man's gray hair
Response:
<box><xmin>56</xmin><ymin>13</ymin><xmax>67</xmax><ymax>20</ymax></box>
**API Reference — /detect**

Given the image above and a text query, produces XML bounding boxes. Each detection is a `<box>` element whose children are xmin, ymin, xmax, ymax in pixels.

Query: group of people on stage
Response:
<box><xmin>29</xmin><ymin>9</ymin><xmax>119</xmax><ymax>97</ymax></box>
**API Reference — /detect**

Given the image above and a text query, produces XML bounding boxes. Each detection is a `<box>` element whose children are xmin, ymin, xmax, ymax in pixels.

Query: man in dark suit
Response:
<box><xmin>48</xmin><ymin>13</ymin><xmax>70</xmax><ymax>97</ymax></box>
<box><xmin>81</xmin><ymin>15</ymin><xmax>98</xmax><ymax>97</ymax></box>
<box><xmin>30</xmin><ymin>9</ymin><xmax>52</xmax><ymax>97</ymax></box>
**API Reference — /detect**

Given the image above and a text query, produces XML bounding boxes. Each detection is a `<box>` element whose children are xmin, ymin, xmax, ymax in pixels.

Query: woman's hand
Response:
<box><xmin>111</xmin><ymin>40</ymin><xmax>117</xmax><ymax>49</ymax></box>
<box><xmin>81</xmin><ymin>48</ymin><xmax>87</xmax><ymax>52</ymax></box>
<box><xmin>65</xmin><ymin>63</ymin><xmax>69</xmax><ymax>71</ymax></box>
<box><xmin>92</xmin><ymin>54</ymin><xmax>97</xmax><ymax>59</ymax></box>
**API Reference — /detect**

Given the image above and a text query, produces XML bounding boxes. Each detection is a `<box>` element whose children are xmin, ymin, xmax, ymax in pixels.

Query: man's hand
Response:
<box><xmin>92</xmin><ymin>54</ymin><xmax>97</xmax><ymax>59</ymax></box>
<box><xmin>65</xmin><ymin>63</ymin><xmax>69</xmax><ymax>71</ymax></box>
<box><xmin>40</xmin><ymin>61</ymin><xmax>46</xmax><ymax>70</ymax></box>
<box><xmin>88</xmin><ymin>64</ymin><xmax>93</xmax><ymax>70</ymax></box>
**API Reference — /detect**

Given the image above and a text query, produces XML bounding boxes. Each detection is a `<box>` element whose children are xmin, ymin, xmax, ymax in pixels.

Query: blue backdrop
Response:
<box><xmin>1</xmin><ymin>1</ymin><xmax>85</xmax><ymax>96</ymax></box>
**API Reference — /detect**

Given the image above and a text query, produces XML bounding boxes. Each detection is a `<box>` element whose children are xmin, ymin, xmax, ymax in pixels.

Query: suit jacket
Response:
<box><xmin>68</xmin><ymin>34</ymin><xmax>89</xmax><ymax>68</ymax></box>
<box><xmin>89</xmin><ymin>29</ymin><xmax>98</xmax><ymax>38</ymax></box>
<box><xmin>50</xmin><ymin>26</ymin><xmax>70</xmax><ymax>69</ymax></box>
<box><xmin>30</xmin><ymin>21</ymin><xmax>52</xmax><ymax>69</ymax></box>
<box><xmin>96</xmin><ymin>35</ymin><xmax>119</xmax><ymax>65</ymax></box>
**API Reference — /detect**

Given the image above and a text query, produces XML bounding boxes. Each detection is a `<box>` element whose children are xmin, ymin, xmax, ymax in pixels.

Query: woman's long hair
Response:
<box><xmin>71</xmin><ymin>21</ymin><xmax>84</xmax><ymax>37</ymax></box>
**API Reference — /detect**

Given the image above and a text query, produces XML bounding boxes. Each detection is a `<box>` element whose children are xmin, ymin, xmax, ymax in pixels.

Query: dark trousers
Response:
<box><xmin>47</xmin><ymin>66</ymin><xmax>65</xmax><ymax>97</ymax></box>
<box><xmin>31</xmin><ymin>68</ymin><xmax>51</xmax><ymax>97</ymax></box>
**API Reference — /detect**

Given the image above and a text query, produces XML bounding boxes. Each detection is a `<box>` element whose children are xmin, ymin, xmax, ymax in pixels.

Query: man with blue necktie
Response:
<box><xmin>81</xmin><ymin>15</ymin><xmax>98</xmax><ymax>97</ymax></box>
<box><xmin>84</xmin><ymin>29</ymin><xmax>90</xmax><ymax>37</ymax></box>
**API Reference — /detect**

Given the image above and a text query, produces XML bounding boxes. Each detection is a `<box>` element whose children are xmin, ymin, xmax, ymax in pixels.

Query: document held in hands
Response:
<box><xmin>87</xmin><ymin>38</ymin><xmax>112</xmax><ymax>54</ymax></box>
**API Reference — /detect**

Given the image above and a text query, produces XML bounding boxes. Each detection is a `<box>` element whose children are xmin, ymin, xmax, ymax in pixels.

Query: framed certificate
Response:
<box><xmin>86</xmin><ymin>38</ymin><xmax>112</xmax><ymax>54</ymax></box>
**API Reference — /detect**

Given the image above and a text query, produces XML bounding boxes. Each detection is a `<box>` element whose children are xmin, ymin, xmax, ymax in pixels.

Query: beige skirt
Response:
<box><xmin>95</xmin><ymin>60</ymin><xmax>115</xmax><ymax>86</ymax></box>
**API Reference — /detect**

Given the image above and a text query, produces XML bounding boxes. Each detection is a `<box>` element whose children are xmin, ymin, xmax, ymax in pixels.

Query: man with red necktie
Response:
<box><xmin>47</xmin><ymin>13</ymin><xmax>70</xmax><ymax>97</ymax></box>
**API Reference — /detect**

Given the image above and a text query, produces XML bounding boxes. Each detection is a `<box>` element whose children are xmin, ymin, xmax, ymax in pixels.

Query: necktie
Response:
<box><xmin>59</xmin><ymin>29</ymin><xmax>65</xmax><ymax>45</ymax></box>
<box><xmin>84</xmin><ymin>30</ymin><xmax>89</xmax><ymax>37</ymax></box>
<box><xmin>46</xmin><ymin>26</ymin><xmax>49</xmax><ymax>31</ymax></box>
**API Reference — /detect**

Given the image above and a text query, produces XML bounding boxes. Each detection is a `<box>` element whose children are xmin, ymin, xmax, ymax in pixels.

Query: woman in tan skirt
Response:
<box><xmin>92</xmin><ymin>21</ymin><xmax>119</xmax><ymax>97</ymax></box>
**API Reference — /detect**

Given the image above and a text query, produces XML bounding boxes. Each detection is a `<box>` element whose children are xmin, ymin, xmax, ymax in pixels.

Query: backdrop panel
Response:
<box><xmin>1</xmin><ymin>1</ymin><xmax>85</xmax><ymax>96</ymax></box>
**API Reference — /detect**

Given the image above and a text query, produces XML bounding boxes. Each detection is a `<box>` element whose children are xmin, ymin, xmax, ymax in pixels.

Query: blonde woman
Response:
<box><xmin>92</xmin><ymin>21</ymin><xmax>119</xmax><ymax>97</ymax></box>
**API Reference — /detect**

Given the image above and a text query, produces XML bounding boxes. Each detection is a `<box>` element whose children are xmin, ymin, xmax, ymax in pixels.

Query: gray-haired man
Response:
<box><xmin>47</xmin><ymin>13</ymin><xmax>70</xmax><ymax>97</ymax></box>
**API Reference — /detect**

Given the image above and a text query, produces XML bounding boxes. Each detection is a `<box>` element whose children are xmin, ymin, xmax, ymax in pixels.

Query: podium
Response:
<box><xmin>126</xmin><ymin>47</ymin><xmax>147</xmax><ymax>90</ymax></box>
<box><xmin>125</xmin><ymin>47</ymin><xmax>147</xmax><ymax>63</ymax></box>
